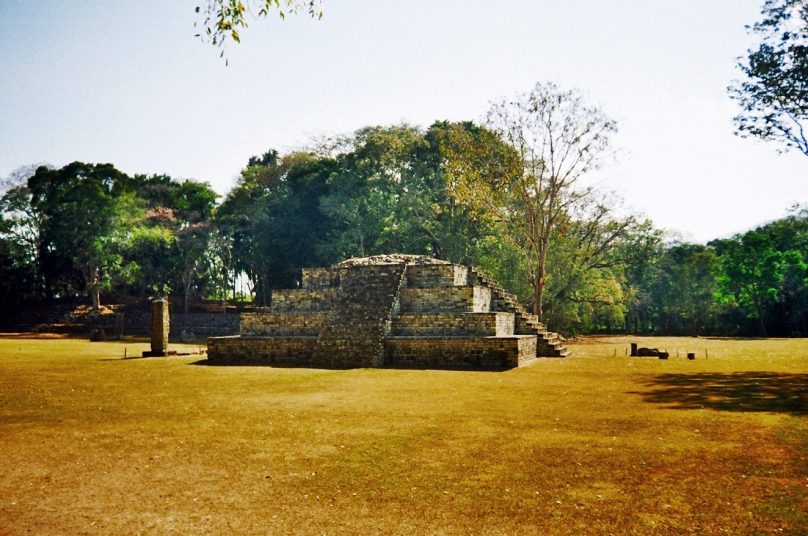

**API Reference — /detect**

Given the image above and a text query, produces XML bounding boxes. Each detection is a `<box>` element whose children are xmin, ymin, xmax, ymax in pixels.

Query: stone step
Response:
<box><xmin>391</xmin><ymin>312</ymin><xmax>515</xmax><ymax>337</ymax></box>
<box><xmin>384</xmin><ymin>335</ymin><xmax>538</xmax><ymax>370</ymax></box>
<box><xmin>313</xmin><ymin>263</ymin><xmax>408</xmax><ymax>368</ymax></box>
<box><xmin>399</xmin><ymin>286</ymin><xmax>492</xmax><ymax>313</ymax></box>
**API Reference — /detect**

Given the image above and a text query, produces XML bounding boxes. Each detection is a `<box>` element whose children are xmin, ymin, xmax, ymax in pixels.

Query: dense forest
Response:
<box><xmin>2</xmin><ymin>120</ymin><xmax>806</xmax><ymax>337</ymax></box>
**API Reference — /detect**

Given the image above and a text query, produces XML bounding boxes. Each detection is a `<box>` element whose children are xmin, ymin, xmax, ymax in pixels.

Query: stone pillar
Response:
<box><xmin>143</xmin><ymin>299</ymin><xmax>170</xmax><ymax>357</ymax></box>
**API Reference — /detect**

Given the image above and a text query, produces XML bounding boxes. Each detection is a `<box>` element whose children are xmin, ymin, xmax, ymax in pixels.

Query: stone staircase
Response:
<box><xmin>469</xmin><ymin>267</ymin><xmax>570</xmax><ymax>358</ymax></box>
<box><xmin>312</xmin><ymin>264</ymin><xmax>407</xmax><ymax>368</ymax></box>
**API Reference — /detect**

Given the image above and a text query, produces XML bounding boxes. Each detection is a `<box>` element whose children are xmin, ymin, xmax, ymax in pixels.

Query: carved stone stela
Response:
<box><xmin>143</xmin><ymin>299</ymin><xmax>174</xmax><ymax>357</ymax></box>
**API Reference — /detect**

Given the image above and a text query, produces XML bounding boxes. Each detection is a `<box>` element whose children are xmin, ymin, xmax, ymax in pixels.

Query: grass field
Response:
<box><xmin>0</xmin><ymin>334</ymin><xmax>806</xmax><ymax>535</ymax></box>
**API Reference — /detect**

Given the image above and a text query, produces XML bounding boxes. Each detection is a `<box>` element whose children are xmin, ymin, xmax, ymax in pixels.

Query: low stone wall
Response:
<box><xmin>399</xmin><ymin>286</ymin><xmax>491</xmax><ymax>313</ymax></box>
<box><xmin>75</xmin><ymin>310</ymin><xmax>240</xmax><ymax>340</ymax></box>
<box><xmin>405</xmin><ymin>265</ymin><xmax>469</xmax><ymax>288</ymax></box>
<box><xmin>383</xmin><ymin>335</ymin><xmax>536</xmax><ymax>370</ymax></box>
<box><xmin>241</xmin><ymin>313</ymin><xmax>332</xmax><ymax>336</ymax></box>
<box><xmin>207</xmin><ymin>335</ymin><xmax>316</xmax><ymax>365</ymax></box>
<box><xmin>391</xmin><ymin>312</ymin><xmax>514</xmax><ymax>336</ymax></box>
<box><xmin>272</xmin><ymin>289</ymin><xmax>338</xmax><ymax>312</ymax></box>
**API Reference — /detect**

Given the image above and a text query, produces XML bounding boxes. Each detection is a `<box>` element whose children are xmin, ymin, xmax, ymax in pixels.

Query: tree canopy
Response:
<box><xmin>729</xmin><ymin>0</ymin><xmax>808</xmax><ymax>156</ymax></box>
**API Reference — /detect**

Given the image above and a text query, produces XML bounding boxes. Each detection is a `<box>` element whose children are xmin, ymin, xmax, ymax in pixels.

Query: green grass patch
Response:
<box><xmin>0</xmin><ymin>334</ymin><xmax>806</xmax><ymax>534</ymax></box>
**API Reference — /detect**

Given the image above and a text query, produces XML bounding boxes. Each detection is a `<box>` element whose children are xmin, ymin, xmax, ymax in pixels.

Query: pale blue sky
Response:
<box><xmin>0</xmin><ymin>0</ymin><xmax>804</xmax><ymax>242</ymax></box>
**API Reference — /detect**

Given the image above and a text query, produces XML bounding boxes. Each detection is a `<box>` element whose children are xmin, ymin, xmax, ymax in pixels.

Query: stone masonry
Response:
<box><xmin>207</xmin><ymin>255</ymin><xmax>569</xmax><ymax>370</ymax></box>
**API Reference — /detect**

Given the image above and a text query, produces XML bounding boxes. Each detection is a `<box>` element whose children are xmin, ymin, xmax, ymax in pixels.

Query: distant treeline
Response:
<box><xmin>2</xmin><ymin>122</ymin><xmax>806</xmax><ymax>336</ymax></box>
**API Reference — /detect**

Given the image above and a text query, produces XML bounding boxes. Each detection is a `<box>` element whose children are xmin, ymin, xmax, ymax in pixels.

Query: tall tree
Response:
<box><xmin>0</xmin><ymin>179</ymin><xmax>44</xmax><ymax>300</ymax></box>
<box><xmin>463</xmin><ymin>81</ymin><xmax>618</xmax><ymax>322</ymax></box>
<box><xmin>651</xmin><ymin>243</ymin><xmax>718</xmax><ymax>336</ymax></box>
<box><xmin>319</xmin><ymin>123</ymin><xmax>493</xmax><ymax>263</ymax></box>
<box><xmin>175</xmin><ymin>222</ymin><xmax>215</xmax><ymax>313</ymax></box>
<box><xmin>729</xmin><ymin>0</ymin><xmax>808</xmax><ymax>156</ymax></box>
<box><xmin>712</xmin><ymin>230</ymin><xmax>786</xmax><ymax>336</ymax></box>
<box><xmin>27</xmin><ymin>163</ymin><xmax>139</xmax><ymax>309</ymax></box>
<box><xmin>216</xmin><ymin>151</ymin><xmax>334</xmax><ymax>304</ymax></box>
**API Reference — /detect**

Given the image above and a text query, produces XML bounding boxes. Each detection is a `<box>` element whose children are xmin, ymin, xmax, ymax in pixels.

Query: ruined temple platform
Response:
<box><xmin>207</xmin><ymin>255</ymin><xmax>569</xmax><ymax>370</ymax></box>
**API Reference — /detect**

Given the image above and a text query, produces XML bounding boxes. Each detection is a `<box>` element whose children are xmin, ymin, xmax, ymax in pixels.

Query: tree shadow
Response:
<box><xmin>633</xmin><ymin>372</ymin><xmax>808</xmax><ymax>415</ymax></box>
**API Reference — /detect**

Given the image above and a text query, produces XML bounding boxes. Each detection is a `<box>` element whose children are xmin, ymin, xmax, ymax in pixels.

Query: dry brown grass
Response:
<box><xmin>0</xmin><ymin>334</ymin><xmax>806</xmax><ymax>535</ymax></box>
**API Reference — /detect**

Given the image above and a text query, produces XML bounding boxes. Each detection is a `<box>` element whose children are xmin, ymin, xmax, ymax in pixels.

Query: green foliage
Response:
<box><xmin>127</xmin><ymin>225</ymin><xmax>177</xmax><ymax>297</ymax></box>
<box><xmin>729</xmin><ymin>0</ymin><xmax>808</xmax><ymax>155</ymax></box>
<box><xmin>651</xmin><ymin>243</ymin><xmax>719</xmax><ymax>336</ymax></box>
<box><xmin>25</xmin><ymin>162</ymin><xmax>139</xmax><ymax>308</ymax></box>
<box><xmin>459</xmin><ymin>81</ymin><xmax>622</xmax><ymax>323</ymax></box>
<box><xmin>217</xmin><ymin>151</ymin><xmax>335</xmax><ymax>304</ymax></box>
<box><xmin>2</xmin><ymin>121</ymin><xmax>806</xmax><ymax>336</ymax></box>
<box><xmin>195</xmin><ymin>0</ymin><xmax>323</xmax><ymax>61</ymax></box>
<box><xmin>0</xmin><ymin>163</ymin><xmax>224</xmax><ymax>311</ymax></box>
<box><xmin>0</xmin><ymin>181</ymin><xmax>42</xmax><ymax>303</ymax></box>
<box><xmin>711</xmin><ymin>214</ymin><xmax>808</xmax><ymax>336</ymax></box>
<box><xmin>625</xmin><ymin>209</ymin><xmax>808</xmax><ymax>337</ymax></box>
<box><xmin>320</xmin><ymin>123</ymin><xmax>492</xmax><ymax>263</ymax></box>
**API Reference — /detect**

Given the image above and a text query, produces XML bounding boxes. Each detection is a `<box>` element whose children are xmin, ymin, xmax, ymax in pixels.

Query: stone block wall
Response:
<box><xmin>241</xmin><ymin>312</ymin><xmax>332</xmax><ymax>336</ymax></box>
<box><xmin>405</xmin><ymin>265</ymin><xmax>469</xmax><ymax>288</ymax></box>
<box><xmin>272</xmin><ymin>289</ymin><xmax>338</xmax><ymax>312</ymax></box>
<box><xmin>390</xmin><ymin>312</ymin><xmax>514</xmax><ymax>336</ymax></box>
<box><xmin>398</xmin><ymin>286</ymin><xmax>491</xmax><ymax>313</ymax></box>
<box><xmin>383</xmin><ymin>335</ymin><xmax>535</xmax><ymax>370</ymax></box>
<box><xmin>301</xmin><ymin>268</ymin><xmax>338</xmax><ymax>289</ymax></box>
<box><xmin>207</xmin><ymin>335</ymin><xmax>315</xmax><ymax>365</ymax></box>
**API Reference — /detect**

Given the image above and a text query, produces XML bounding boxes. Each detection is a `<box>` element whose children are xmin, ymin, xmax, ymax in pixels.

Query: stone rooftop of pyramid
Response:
<box><xmin>336</xmin><ymin>254</ymin><xmax>451</xmax><ymax>267</ymax></box>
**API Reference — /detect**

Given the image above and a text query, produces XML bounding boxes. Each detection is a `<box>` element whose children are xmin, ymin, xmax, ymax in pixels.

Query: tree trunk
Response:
<box><xmin>754</xmin><ymin>297</ymin><xmax>767</xmax><ymax>336</ymax></box>
<box><xmin>183</xmin><ymin>278</ymin><xmax>192</xmax><ymax>314</ymax></box>
<box><xmin>757</xmin><ymin>314</ymin><xmax>767</xmax><ymax>337</ymax></box>
<box><xmin>531</xmin><ymin>246</ymin><xmax>549</xmax><ymax>323</ymax></box>
<box><xmin>357</xmin><ymin>228</ymin><xmax>365</xmax><ymax>258</ymax></box>
<box><xmin>532</xmin><ymin>273</ymin><xmax>545</xmax><ymax>323</ymax></box>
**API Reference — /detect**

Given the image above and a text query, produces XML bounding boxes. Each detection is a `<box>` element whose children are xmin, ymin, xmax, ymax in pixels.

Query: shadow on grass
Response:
<box><xmin>634</xmin><ymin>372</ymin><xmax>808</xmax><ymax>415</ymax></box>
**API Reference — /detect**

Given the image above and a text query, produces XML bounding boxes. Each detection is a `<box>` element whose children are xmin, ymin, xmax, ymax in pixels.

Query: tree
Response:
<box><xmin>651</xmin><ymin>243</ymin><xmax>718</xmax><ymax>336</ymax></box>
<box><xmin>196</xmin><ymin>0</ymin><xmax>322</xmax><ymax>57</ymax></box>
<box><xmin>729</xmin><ymin>0</ymin><xmax>808</xmax><ymax>156</ymax></box>
<box><xmin>175</xmin><ymin>222</ymin><xmax>214</xmax><ymax>313</ymax></box>
<box><xmin>0</xmin><ymin>180</ymin><xmax>43</xmax><ymax>300</ymax></box>
<box><xmin>319</xmin><ymin>123</ymin><xmax>493</xmax><ymax>263</ymax></box>
<box><xmin>26</xmin><ymin>163</ymin><xmax>140</xmax><ymax>310</ymax></box>
<box><xmin>543</xmin><ymin>210</ymin><xmax>654</xmax><ymax>333</ymax></box>
<box><xmin>216</xmin><ymin>151</ymin><xmax>335</xmax><ymax>304</ymax></box>
<box><xmin>463</xmin><ymin>81</ymin><xmax>618</xmax><ymax>323</ymax></box>
<box><xmin>712</xmin><ymin>230</ymin><xmax>786</xmax><ymax>336</ymax></box>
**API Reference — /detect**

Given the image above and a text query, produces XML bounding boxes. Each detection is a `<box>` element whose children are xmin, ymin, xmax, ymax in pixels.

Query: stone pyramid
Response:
<box><xmin>208</xmin><ymin>255</ymin><xmax>569</xmax><ymax>370</ymax></box>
